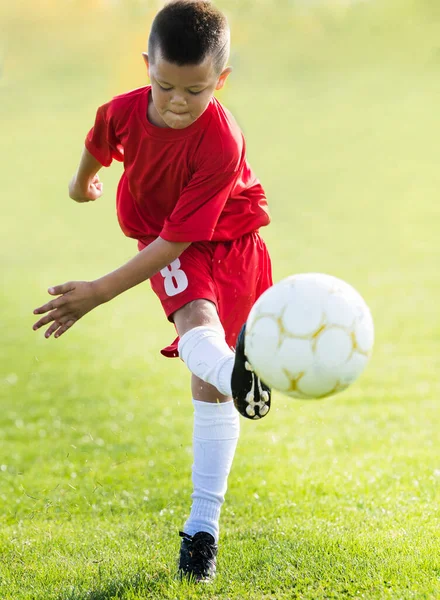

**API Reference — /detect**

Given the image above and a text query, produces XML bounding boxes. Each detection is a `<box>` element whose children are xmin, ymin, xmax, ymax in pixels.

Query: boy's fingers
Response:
<box><xmin>54</xmin><ymin>320</ymin><xmax>76</xmax><ymax>338</ymax></box>
<box><xmin>33</xmin><ymin>304</ymin><xmax>51</xmax><ymax>315</ymax></box>
<box><xmin>34</xmin><ymin>298</ymin><xmax>62</xmax><ymax>314</ymax></box>
<box><xmin>34</xmin><ymin>309</ymin><xmax>75</xmax><ymax>330</ymax></box>
<box><xmin>44</xmin><ymin>321</ymin><xmax>61</xmax><ymax>339</ymax></box>
<box><xmin>48</xmin><ymin>282</ymin><xmax>75</xmax><ymax>296</ymax></box>
<box><xmin>33</xmin><ymin>313</ymin><xmax>56</xmax><ymax>330</ymax></box>
<box><xmin>33</xmin><ymin>288</ymin><xmax>73</xmax><ymax>315</ymax></box>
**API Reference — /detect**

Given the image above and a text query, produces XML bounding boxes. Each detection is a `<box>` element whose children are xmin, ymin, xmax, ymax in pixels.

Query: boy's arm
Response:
<box><xmin>33</xmin><ymin>237</ymin><xmax>190</xmax><ymax>339</ymax></box>
<box><xmin>68</xmin><ymin>147</ymin><xmax>104</xmax><ymax>203</ymax></box>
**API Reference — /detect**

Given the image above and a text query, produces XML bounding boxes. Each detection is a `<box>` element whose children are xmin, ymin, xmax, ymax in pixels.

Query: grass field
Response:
<box><xmin>1</xmin><ymin>1</ymin><xmax>440</xmax><ymax>598</ymax></box>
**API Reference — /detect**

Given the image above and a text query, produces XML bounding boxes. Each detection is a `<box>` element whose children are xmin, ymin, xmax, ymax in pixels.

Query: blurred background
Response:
<box><xmin>0</xmin><ymin>0</ymin><xmax>440</xmax><ymax>596</ymax></box>
<box><xmin>1</xmin><ymin>0</ymin><xmax>439</xmax><ymax>405</ymax></box>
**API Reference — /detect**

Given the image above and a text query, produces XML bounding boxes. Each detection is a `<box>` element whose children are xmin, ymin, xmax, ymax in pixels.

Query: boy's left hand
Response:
<box><xmin>33</xmin><ymin>281</ymin><xmax>103</xmax><ymax>338</ymax></box>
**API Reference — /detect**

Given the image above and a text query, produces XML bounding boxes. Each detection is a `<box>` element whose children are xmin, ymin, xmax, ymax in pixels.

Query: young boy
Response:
<box><xmin>33</xmin><ymin>0</ymin><xmax>272</xmax><ymax>582</ymax></box>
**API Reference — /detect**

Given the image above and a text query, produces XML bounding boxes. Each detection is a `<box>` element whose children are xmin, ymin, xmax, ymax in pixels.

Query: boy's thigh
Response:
<box><xmin>213</xmin><ymin>232</ymin><xmax>272</xmax><ymax>348</ymax></box>
<box><xmin>149</xmin><ymin>233</ymin><xmax>272</xmax><ymax>353</ymax></box>
<box><xmin>149</xmin><ymin>241</ymin><xmax>218</xmax><ymax>323</ymax></box>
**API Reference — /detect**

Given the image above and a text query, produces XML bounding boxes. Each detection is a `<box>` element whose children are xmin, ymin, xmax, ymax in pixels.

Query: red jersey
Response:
<box><xmin>85</xmin><ymin>86</ymin><xmax>270</xmax><ymax>243</ymax></box>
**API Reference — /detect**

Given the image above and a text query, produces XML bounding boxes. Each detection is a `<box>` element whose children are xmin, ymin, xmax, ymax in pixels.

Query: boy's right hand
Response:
<box><xmin>68</xmin><ymin>174</ymin><xmax>103</xmax><ymax>203</ymax></box>
<box><xmin>33</xmin><ymin>280</ymin><xmax>105</xmax><ymax>338</ymax></box>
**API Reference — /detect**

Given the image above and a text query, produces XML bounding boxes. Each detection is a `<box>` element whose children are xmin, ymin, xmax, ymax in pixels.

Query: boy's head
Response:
<box><xmin>143</xmin><ymin>1</ymin><xmax>232</xmax><ymax>130</ymax></box>
<box><xmin>149</xmin><ymin>0</ymin><xmax>230</xmax><ymax>74</ymax></box>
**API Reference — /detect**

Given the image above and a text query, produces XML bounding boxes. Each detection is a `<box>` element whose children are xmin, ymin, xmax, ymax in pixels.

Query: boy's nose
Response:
<box><xmin>170</xmin><ymin>93</ymin><xmax>186</xmax><ymax>106</ymax></box>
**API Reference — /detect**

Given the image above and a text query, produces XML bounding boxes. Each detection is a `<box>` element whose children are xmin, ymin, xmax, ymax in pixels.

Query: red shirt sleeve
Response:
<box><xmin>160</xmin><ymin>133</ymin><xmax>243</xmax><ymax>243</ymax></box>
<box><xmin>85</xmin><ymin>102</ymin><xmax>124</xmax><ymax>167</ymax></box>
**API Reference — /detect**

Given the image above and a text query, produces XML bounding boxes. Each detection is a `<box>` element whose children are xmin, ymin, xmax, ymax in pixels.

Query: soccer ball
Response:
<box><xmin>245</xmin><ymin>273</ymin><xmax>374</xmax><ymax>399</ymax></box>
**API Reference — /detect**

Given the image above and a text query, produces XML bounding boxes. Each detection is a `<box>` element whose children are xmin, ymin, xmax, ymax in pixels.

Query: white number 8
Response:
<box><xmin>160</xmin><ymin>258</ymin><xmax>189</xmax><ymax>297</ymax></box>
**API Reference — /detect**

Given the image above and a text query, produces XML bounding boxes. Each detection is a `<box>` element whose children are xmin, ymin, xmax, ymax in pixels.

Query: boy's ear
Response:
<box><xmin>142</xmin><ymin>52</ymin><xmax>150</xmax><ymax>77</ymax></box>
<box><xmin>215</xmin><ymin>67</ymin><xmax>232</xmax><ymax>91</ymax></box>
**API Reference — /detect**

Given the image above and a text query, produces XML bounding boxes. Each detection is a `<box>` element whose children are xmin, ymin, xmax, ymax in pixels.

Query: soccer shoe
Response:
<box><xmin>178</xmin><ymin>531</ymin><xmax>217</xmax><ymax>582</ymax></box>
<box><xmin>231</xmin><ymin>324</ymin><xmax>271</xmax><ymax>420</ymax></box>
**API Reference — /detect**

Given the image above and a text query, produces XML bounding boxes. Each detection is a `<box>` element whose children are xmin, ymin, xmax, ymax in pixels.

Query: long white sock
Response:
<box><xmin>177</xmin><ymin>326</ymin><xmax>235</xmax><ymax>397</ymax></box>
<box><xmin>184</xmin><ymin>399</ymin><xmax>240</xmax><ymax>542</ymax></box>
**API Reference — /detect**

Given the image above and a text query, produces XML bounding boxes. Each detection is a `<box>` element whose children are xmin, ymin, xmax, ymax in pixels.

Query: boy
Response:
<box><xmin>33</xmin><ymin>0</ymin><xmax>272</xmax><ymax>582</ymax></box>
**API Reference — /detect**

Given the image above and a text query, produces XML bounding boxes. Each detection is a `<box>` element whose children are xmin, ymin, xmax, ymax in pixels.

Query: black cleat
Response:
<box><xmin>231</xmin><ymin>324</ymin><xmax>271</xmax><ymax>420</ymax></box>
<box><xmin>178</xmin><ymin>531</ymin><xmax>217</xmax><ymax>582</ymax></box>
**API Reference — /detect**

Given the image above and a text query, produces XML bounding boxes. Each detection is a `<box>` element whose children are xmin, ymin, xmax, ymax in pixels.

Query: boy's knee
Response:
<box><xmin>174</xmin><ymin>299</ymin><xmax>224</xmax><ymax>337</ymax></box>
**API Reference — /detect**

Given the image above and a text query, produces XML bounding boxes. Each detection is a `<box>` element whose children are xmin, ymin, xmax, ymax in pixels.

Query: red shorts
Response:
<box><xmin>138</xmin><ymin>232</ymin><xmax>272</xmax><ymax>357</ymax></box>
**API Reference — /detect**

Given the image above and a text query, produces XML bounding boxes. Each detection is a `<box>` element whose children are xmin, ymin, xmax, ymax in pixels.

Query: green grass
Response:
<box><xmin>1</xmin><ymin>0</ymin><xmax>440</xmax><ymax>598</ymax></box>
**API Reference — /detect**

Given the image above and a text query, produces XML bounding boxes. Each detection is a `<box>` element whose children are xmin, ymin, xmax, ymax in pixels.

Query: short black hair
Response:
<box><xmin>148</xmin><ymin>1</ymin><xmax>230</xmax><ymax>74</ymax></box>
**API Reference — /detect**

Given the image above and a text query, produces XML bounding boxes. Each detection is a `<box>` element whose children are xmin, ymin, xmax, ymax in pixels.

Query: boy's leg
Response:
<box><xmin>175</xmin><ymin>300</ymin><xmax>271</xmax><ymax>420</ymax></box>
<box><xmin>173</xmin><ymin>300</ymin><xmax>239</xmax><ymax>580</ymax></box>
<box><xmin>183</xmin><ymin>375</ymin><xmax>239</xmax><ymax>541</ymax></box>
<box><xmin>147</xmin><ymin>236</ymin><xmax>271</xmax><ymax>579</ymax></box>
<box><xmin>175</xmin><ymin>299</ymin><xmax>235</xmax><ymax>399</ymax></box>
<box><xmin>174</xmin><ymin>300</ymin><xmax>239</xmax><ymax>539</ymax></box>
<box><xmin>148</xmin><ymin>237</ymin><xmax>271</xmax><ymax>418</ymax></box>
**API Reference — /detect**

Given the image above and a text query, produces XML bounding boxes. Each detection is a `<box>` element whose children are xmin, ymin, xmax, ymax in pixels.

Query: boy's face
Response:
<box><xmin>143</xmin><ymin>52</ymin><xmax>231</xmax><ymax>129</ymax></box>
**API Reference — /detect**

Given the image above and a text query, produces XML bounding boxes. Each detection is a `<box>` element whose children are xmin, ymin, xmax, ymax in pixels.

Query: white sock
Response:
<box><xmin>184</xmin><ymin>399</ymin><xmax>240</xmax><ymax>542</ymax></box>
<box><xmin>177</xmin><ymin>326</ymin><xmax>235</xmax><ymax>397</ymax></box>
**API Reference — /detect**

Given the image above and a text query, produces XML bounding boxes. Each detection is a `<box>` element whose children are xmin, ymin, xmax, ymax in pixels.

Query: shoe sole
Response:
<box><xmin>231</xmin><ymin>325</ymin><xmax>271</xmax><ymax>420</ymax></box>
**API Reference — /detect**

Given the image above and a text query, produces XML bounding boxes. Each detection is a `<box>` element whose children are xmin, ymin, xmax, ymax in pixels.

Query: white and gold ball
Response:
<box><xmin>245</xmin><ymin>273</ymin><xmax>374</xmax><ymax>399</ymax></box>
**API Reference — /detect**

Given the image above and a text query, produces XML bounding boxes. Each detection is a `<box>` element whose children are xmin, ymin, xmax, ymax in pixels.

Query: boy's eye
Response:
<box><xmin>156</xmin><ymin>82</ymin><xmax>203</xmax><ymax>95</ymax></box>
